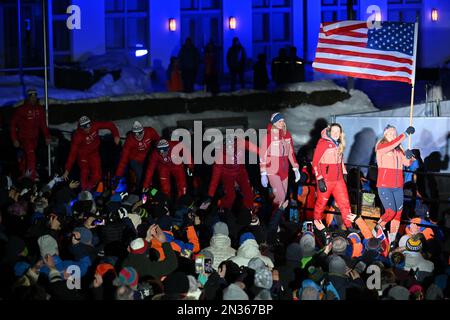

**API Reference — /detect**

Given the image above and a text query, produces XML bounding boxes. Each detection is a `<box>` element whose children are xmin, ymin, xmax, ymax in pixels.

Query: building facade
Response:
<box><xmin>0</xmin><ymin>0</ymin><xmax>449</xmax><ymax>82</ymax></box>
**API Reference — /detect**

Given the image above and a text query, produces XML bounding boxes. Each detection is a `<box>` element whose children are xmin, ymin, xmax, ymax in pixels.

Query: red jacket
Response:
<box><xmin>208</xmin><ymin>139</ymin><xmax>259</xmax><ymax>197</ymax></box>
<box><xmin>143</xmin><ymin>141</ymin><xmax>193</xmax><ymax>189</ymax></box>
<box><xmin>259</xmin><ymin>124</ymin><xmax>298</xmax><ymax>179</ymax></box>
<box><xmin>312</xmin><ymin>128</ymin><xmax>347</xmax><ymax>182</ymax></box>
<box><xmin>10</xmin><ymin>102</ymin><xmax>50</xmax><ymax>142</ymax></box>
<box><xmin>376</xmin><ymin>133</ymin><xmax>412</xmax><ymax>188</ymax></box>
<box><xmin>115</xmin><ymin>127</ymin><xmax>160</xmax><ymax>177</ymax></box>
<box><xmin>65</xmin><ymin>121</ymin><xmax>120</xmax><ymax>172</ymax></box>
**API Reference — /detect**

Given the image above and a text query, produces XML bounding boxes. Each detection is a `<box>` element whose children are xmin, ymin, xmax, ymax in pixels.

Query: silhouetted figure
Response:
<box><xmin>271</xmin><ymin>48</ymin><xmax>290</xmax><ymax>86</ymax></box>
<box><xmin>348</xmin><ymin>128</ymin><xmax>377</xmax><ymax>177</ymax></box>
<box><xmin>253</xmin><ymin>53</ymin><xmax>269</xmax><ymax>90</ymax></box>
<box><xmin>204</xmin><ymin>40</ymin><xmax>220</xmax><ymax>94</ymax></box>
<box><xmin>424</xmin><ymin>151</ymin><xmax>445</xmax><ymax>222</ymax></box>
<box><xmin>226</xmin><ymin>37</ymin><xmax>247</xmax><ymax>91</ymax></box>
<box><xmin>288</xmin><ymin>46</ymin><xmax>305</xmax><ymax>83</ymax></box>
<box><xmin>167</xmin><ymin>57</ymin><xmax>183</xmax><ymax>92</ymax></box>
<box><xmin>178</xmin><ymin>38</ymin><xmax>200</xmax><ymax>93</ymax></box>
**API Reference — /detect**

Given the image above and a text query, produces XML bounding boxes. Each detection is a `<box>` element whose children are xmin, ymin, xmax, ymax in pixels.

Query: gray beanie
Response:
<box><xmin>38</xmin><ymin>235</ymin><xmax>59</xmax><ymax>258</ymax></box>
<box><xmin>332</xmin><ymin>236</ymin><xmax>348</xmax><ymax>255</ymax></box>
<box><xmin>425</xmin><ymin>284</ymin><xmax>444</xmax><ymax>300</ymax></box>
<box><xmin>388</xmin><ymin>286</ymin><xmax>410</xmax><ymax>300</ymax></box>
<box><xmin>254</xmin><ymin>268</ymin><xmax>273</xmax><ymax>289</ymax></box>
<box><xmin>78</xmin><ymin>190</ymin><xmax>93</xmax><ymax>201</ymax></box>
<box><xmin>299</xmin><ymin>232</ymin><xmax>315</xmax><ymax>257</ymax></box>
<box><xmin>213</xmin><ymin>222</ymin><xmax>229</xmax><ymax>236</ymax></box>
<box><xmin>223</xmin><ymin>283</ymin><xmax>249</xmax><ymax>300</ymax></box>
<box><xmin>328</xmin><ymin>255</ymin><xmax>347</xmax><ymax>275</ymax></box>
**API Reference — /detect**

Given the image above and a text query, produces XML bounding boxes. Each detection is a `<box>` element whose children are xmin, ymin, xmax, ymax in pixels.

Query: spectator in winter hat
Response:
<box><xmin>123</xmin><ymin>225</ymin><xmax>178</xmax><ymax>279</ymax></box>
<box><xmin>403</xmin><ymin>235</ymin><xmax>434</xmax><ymax>275</ymax></box>
<box><xmin>328</xmin><ymin>255</ymin><xmax>365</xmax><ymax>300</ymax></box>
<box><xmin>203</xmin><ymin>222</ymin><xmax>236</xmax><ymax>270</ymax></box>
<box><xmin>425</xmin><ymin>283</ymin><xmax>444</xmax><ymax>300</ymax></box>
<box><xmin>223</xmin><ymin>283</ymin><xmax>249</xmax><ymax>300</ymax></box>
<box><xmin>300</xmin><ymin>232</ymin><xmax>316</xmax><ymax>258</ymax></box>
<box><xmin>38</xmin><ymin>234</ymin><xmax>91</xmax><ymax>277</ymax></box>
<box><xmin>387</xmin><ymin>285</ymin><xmax>409</xmax><ymax>300</ymax></box>
<box><xmin>332</xmin><ymin>236</ymin><xmax>347</xmax><ymax>255</ymax></box>
<box><xmin>37</xmin><ymin>235</ymin><xmax>59</xmax><ymax>258</ymax></box>
<box><xmin>162</xmin><ymin>271</ymin><xmax>190</xmax><ymax>299</ymax></box>
<box><xmin>113</xmin><ymin>267</ymin><xmax>139</xmax><ymax>290</ymax></box>
<box><xmin>70</xmin><ymin>226</ymin><xmax>97</xmax><ymax>262</ymax></box>
<box><xmin>229</xmin><ymin>236</ymin><xmax>274</xmax><ymax>269</ymax></box>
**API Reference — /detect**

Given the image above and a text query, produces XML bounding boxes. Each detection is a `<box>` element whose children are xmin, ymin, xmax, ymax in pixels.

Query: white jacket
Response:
<box><xmin>204</xmin><ymin>234</ymin><xmax>236</xmax><ymax>270</ymax></box>
<box><xmin>403</xmin><ymin>251</ymin><xmax>434</xmax><ymax>273</ymax></box>
<box><xmin>228</xmin><ymin>239</ymin><xmax>274</xmax><ymax>269</ymax></box>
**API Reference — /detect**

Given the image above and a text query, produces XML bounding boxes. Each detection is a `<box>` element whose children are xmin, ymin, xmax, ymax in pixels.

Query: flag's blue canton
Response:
<box><xmin>367</xmin><ymin>22</ymin><xmax>414</xmax><ymax>56</ymax></box>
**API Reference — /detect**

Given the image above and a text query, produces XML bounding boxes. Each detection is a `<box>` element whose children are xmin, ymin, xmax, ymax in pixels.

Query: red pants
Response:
<box><xmin>313</xmin><ymin>179</ymin><xmax>352</xmax><ymax>228</ymax></box>
<box><xmin>159</xmin><ymin>166</ymin><xmax>186</xmax><ymax>199</ymax></box>
<box><xmin>19</xmin><ymin>138</ymin><xmax>38</xmax><ymax>179</ymax></box>
<box><xmin>218</xmin><ymin>168</ymin><xmax>254</xmax><ymax>210</ymax></box>
<box><xmin>268</xmin><ymin>175</ymin><xmax>288</xmax><ymax>206</ymax></box>
<box><xmin>78</xmin><ymin>153</ymin><xmax>102</xmax><ymax>191</ymax></box>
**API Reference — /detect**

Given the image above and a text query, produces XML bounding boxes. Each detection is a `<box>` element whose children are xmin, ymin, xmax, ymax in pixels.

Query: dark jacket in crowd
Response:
<box><xmin>122</xmin><ymin>242</ymin><xmax>178</xmax><ymax>279</ymax></box>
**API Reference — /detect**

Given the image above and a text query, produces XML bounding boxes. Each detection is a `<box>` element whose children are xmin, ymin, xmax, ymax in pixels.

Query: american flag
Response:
<box><xmin>313</xmin><ymin>20</ymin><xmax>417</xmax><ymax>84</ymax></box>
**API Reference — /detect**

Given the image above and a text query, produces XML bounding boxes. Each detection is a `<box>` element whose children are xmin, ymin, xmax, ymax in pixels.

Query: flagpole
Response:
<box><xmin>43</xmin><ymin>0</ymin><xmax>51</xmax><ymax>176</ymax></box>
<box><xmin>409</xmin><ymin>19</ymin><xmax>419</xmax><ymax>149</ymax></box>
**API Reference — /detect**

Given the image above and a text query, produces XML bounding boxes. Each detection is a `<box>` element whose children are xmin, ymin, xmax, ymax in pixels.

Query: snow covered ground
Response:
<box><xmin>51</xmin><ymin>81</ymin><xmax>378</xmax><ymax>150</ymax></box>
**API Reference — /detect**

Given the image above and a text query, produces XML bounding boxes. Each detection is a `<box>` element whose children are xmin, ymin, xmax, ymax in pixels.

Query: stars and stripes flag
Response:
<box><xmin>313</xmin><ymin>20</ymin><xmax>418</xmax><ymax>84</ymax></box>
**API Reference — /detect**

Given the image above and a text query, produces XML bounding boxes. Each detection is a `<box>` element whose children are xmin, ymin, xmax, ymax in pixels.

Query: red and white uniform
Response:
<box><xmin>65</xmin><ymin>121</ymin><xmax>120</xmax><ymax>190</ymax></box>
<box><xmin>10</xmin><ymin>101</ymin><xmax>50</xmax><ymax>179</ymax></box>
<box><xmin>259</xmin><ymin>124</ymin><xmax>299</xmax><ymax>205</ymax></box>
<box><xmin>143</xmin><ymin>141</ymin><xmax>193</xmax><ymax>198</ymax></box>
<box><xmin>312</xmin><ymin>128</ymin><xmax>352</xmax><ymax>228</ymax></box>
<box><xmin>115</xmin><ymin>127</ymin><xmax>160</xmax><ymax>177</ymax></box>
<box><xmin>208</xmin><ymin>140</ymin><xmax>258</xmax><ymax>209</ymax></box>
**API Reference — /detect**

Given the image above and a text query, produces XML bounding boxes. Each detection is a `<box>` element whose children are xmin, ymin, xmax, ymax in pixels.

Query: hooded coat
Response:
<box><xmin>228</xmin><ymin>239</ymin><xmax>274</xmax><ymax>269</ymax></box>
<box><xmin>203</xmin><ymin>233</ymin><xmax>236</xmax><ymax>270</ymax></box>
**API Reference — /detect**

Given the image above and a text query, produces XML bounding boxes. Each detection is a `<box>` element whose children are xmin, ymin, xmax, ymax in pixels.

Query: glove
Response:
<box><xmin>118</xmin><ymin>207</ymin><xmax>128</xmax><ymax>219</ymax></box>
<box><xmin>261</xmin><ymin>172</ymin><xmax>268</xmax><ymax>188</ymax></box>
<box><xmin>405</xmin><ymin>126</ymin><xmax>415</xmax><ymax>135</ymax></box>
<box><xmin>200</xmin><ymin>197</ymin><xmax>212</xmax><ymax>210</ymax></box>
<box><xmin>187</xmin><ymin>167</ymin><xmax>193</xmax><ymax>177</ymax></box>
<box><xmin>293</xmin><ymin>168</ymin><xmax>301</xmax><ymax>183</ymax></box>
<box><xmin>318</xmin><ymin>179</ymin><xmax>327</xmax><ymax>193</ymax></box>
<box><xmin>405</xmin><ymin>149</ymin><xmax>414</xmax><ymax>159</ymax></box>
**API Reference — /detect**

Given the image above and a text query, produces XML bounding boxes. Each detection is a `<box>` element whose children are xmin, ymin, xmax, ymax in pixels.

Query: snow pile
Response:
<box><xmin>279</xmin><ymin>80</ymin><xmax>347</xmax><ymax>94</ymax></box>
<box><xmin>52</xmin><ymin>86</ymin><xmax>378</xmax><ymax>151</ymax></box>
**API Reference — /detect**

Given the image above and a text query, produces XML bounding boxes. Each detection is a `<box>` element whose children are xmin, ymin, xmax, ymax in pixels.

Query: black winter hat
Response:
<box><xmin>163</xmin><ymin>272</ymin><xmax>190</xmax><ymax>295</ymax></box>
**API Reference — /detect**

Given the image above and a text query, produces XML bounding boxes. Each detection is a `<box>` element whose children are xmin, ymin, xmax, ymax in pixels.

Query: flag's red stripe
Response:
<box><xmin>319</xmin><ymin>28</ymin><xmax>367</xmax><ymax>38</ymax></box>
<box><xmin>314</xmin><ymin>58</ymin><xmax>413</xmax><ymax>75</ymax></box>
<box><xmin>319</xmin><ymin>38</ymin><xmax>367</xmax><ymax>48</ymax></box>
<box><xmin>324</xmin><ymin>22</ymin><xmax>368</xmax><ymax>36</ymax></box>
<box><xmin>316</xmin><ymin>47</ymin><xmax>413</xmax><ymax>64</ymax></box>
<box><xmin>313</xmin><ymin>67</ymin><xmax>412</xmax><ymax>84</ymax></box>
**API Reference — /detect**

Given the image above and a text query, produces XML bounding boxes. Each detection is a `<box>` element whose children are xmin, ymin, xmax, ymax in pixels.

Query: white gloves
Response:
<box><xmin>294</xmin><ymin>168</ymin><xmax>301</xmax><ymax>183</ymax></box>
<box><xmin>261</xmin><ymin>171</ymin><xmax>268</xmax><ymax>188</ymax></box>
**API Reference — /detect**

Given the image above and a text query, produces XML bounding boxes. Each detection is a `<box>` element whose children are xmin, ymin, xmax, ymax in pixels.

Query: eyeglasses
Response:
<box><xmin>81</xmin><ymin>123</ymin><xmax>91</xmax><ymax>129</ymax></box>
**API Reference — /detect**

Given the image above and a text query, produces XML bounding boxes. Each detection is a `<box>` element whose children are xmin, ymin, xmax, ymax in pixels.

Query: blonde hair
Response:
<box><xmin>376</xmin><ymin>126</ymin><xmax>404</xmax><ymax>152</ymax></box>
<box><xmin>328</xmin><ymin>123</ymin><xmax>345</xmax><ymax>155</ymax></box>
